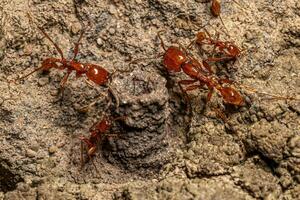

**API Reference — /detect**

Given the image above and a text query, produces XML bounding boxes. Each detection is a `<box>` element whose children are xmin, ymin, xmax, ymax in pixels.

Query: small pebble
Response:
<box><xmin>48</xmin><ymin>146</ymin><xmax>58</xmax><ymax>154</ymax></box>
<box><xmin>96</xmin><ymin>38</ymin><xmax>103</xmax><ymax>46</ymax></box>
<box><xmin>257</xmin><ymin>111</ymin><xmax>264</xmax><ymax>118</ymax></box>
<box><xmin>50</xmin><ymin>88</ymin><xmax>59</xmax><ymax>96</ymax></box>
<box><xmin>250</xmin><ymin>114</ymin><xmax>258</xmax><ymax>122</ymax></box>
<box><xmin>17</xmin><ymin>183</ymin><xmax>30</xmax><ymax>192</ymax></box>
<box><xmin>26</xmin><ymin>149</ymin><xmax>37</xmax><ymax>158</ymax></box>
<box><xmin>108</xmin><ymin>5</ymin><xmax>117</xmax><ymax>15</ymax></box>
<box><xmin>289</xmin><ymin>135</ymin><xmax>300</xmax><ymax>148</ymax></box>
<box><xmin>30</xmin><ymin>142</ymin><xmax>39</xmax><ymax>152</ymax></box>
<box><xmin>108</xmin><ymin>28</ymin><xmax>116</xmax><ymax>35</ymax></box>
<box><xmin>71</xmin><ymin>22</ymin><xmax>82</xmax><ymax>34</ymax></box>
<box><xmin>38</xmin><ymin>77</ymin><xmax>49</xmax><ymax>86</ymax></box>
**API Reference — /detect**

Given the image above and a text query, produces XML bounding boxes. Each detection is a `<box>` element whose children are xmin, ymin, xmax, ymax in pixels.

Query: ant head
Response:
<box><xmin>211</xmin><ymin>0</ymin><xmax>221</xmax><ymax>17</ymax></box>
<box><xmin>227</xmin><ymin>44</ymin><xmax>241</xmax><ymax>57</ymax></box>
<box><xmin>94</xmin><ymin>117</ymin><xmax>111</xmax><ymax>133</ymax></box>
<box><xmin>163</xmin><ymin>46</ymin><xmax>186</xmax><ymax>72</ymax></box>
<box><xmin>219</xmin><ymin>86</ymin><xmax>244</xmax><ymax>106</ymax></box>
<box><xmin>196</xmin><ymin>32</ymin><xmax>207</xmax><ymax>43</ymax></box>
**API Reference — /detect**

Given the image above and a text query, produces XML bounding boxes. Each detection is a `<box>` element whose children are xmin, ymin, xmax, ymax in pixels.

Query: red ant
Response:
<box><xmin>10</xmin><ymin>13</ymin><xmax>119</xmax><ymax>106</ymax></box>
<box><xmin>189</xmin><ymin>29</ymin><xmax>243</xmax><ymax>63</ymax></box>
<box><xmin>78</xmin><ymin>116</ymin><xmax>125</xmax><ymax>171</ymax></box>
<box><xmin>187</xmin><ymin>30</ymin><xmax>300</xmax><ymax>103</ymax></box>
<box><xmin>158</xmin><ymin>31</ymin><xmax>244</xmax><ymax>106</ymax></box>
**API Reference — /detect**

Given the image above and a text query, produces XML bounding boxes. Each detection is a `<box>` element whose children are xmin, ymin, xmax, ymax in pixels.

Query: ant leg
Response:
<box><xmin>209</xmin><ymin>1</ymin><xmax>230</xmax><ymax>37</ymax></box>
<box><xmin>105</xmin><ymin>133</ymin><xmax>119</xmax><ymax>138</ymax></box>
<box><xmin>184</xmin><ymin>84</ymin><xmax>205</xmax><ymax>92</ymax></box>
<box><xmin>232</xmin><ymin>0</ymin><xmax>245</xmax><ymax>10</ymax></box>
<box><xmin>178</xmin><ymin>80</ymin><xmax>198</xmax><ymax>89</ymax></box>
<box><xmin>199</xmin><ymin>0</ymin><xmax>210</xmax><ymax>3</ymax></box>
<box><xmin>213</xmin><ymin>107</ymin><xmax>228</xmax><ymax>122</ymax></box>
<box><xmin>89</xmin><ymin>155</ymin><xmax>99</xmax><ymax>174</ymax></box>
<box><xmin>185</xmin><ymin>54</ymin><xmax>213</xmax><ymax>75</ymax></box>
<box><xmin>73</xmin><ymin>30</ymin><xmax>85</xmax><ymax>60</ymax></box>
<box><xmin>218</xmin><ymin>78</ymin><xmax>234</xmax><ymax>85</ymax></box>
<box><xmin>27</xmin><ymin>13</ymin><xmax>64</xmax><ymax>59</ymax></box>
<box><xmin>187</xmin><ymin>39</ymin><xmax>196</xmax><ymax>50</ymax></box>
<box><xmin>78</xmin><ymin>137</ymin><xmax>99</xmax><ymax>173</ymax></box>
<box><xmin>218</xmin><ymin>15</ymin><xmax>230</xmax><ymax>37</ymax></box>
<box><xmin>108</xmin><ymin>86</ymin><xmax>119</xmax><ymax>109</ymax></box>
<box><xmin>80</xmin><ymin>141</ymin><xmax>84</xmax><ymax>170</ymax></box>
<box><xmin>58</xmin><ymin>70</ymin><xmax>72</xmax><ymax>97</ymax></box>
<box><xmin>205</xmin><ymin>56</ymin><xmax>233</xmax><ymax>63</ymax></box>
<box><xmin>211</xmin><ymin>31</ymin><xmax>220</xmax><ymax>56</ymax></box>
<box><xmin>112</xmin><ymin>116</ymin><xmax>127</xmax><ymax>122</ymax></box>
<box><xmin>203</xmin><ymin>27</ymin><xmax>213</xmax><ymax>41</ymax></box>
<box><xmin>177</xmin><ymin>41</ymin><xmax>190</xmax><ymax>56</ymax></box>
<box><xmin>52</xmin><ymin>70</ymin><xmax>72</xmax><ymax>103</ymax></box>
<box><xmin>206</xmin><ymin>89</ymin><xmax>214</xmax><ymax>104</ymax></box>
<box><xmin>128</xmin><ymin>53</ymin><xmax>164</xmax><ymax>68</ymax></box>
<box><xmin>202</xmin><ymin>60</ymin><xmax>214</xmax><ymax>74</ymax></box>
<box><xmin>78</xmin><ymin>90</ymin><xmax>109</xmax><ymax>113</ymax></box>
<box><xmin>78</xmin><ymin>136</ymin><xmax>90</xmax><ymax>170</ymax></box>
<box><xmin>178</xmin><ymin>79</ymin><xmax>198</xmax><ymax>111</ymax></box>
<box><xmin>109</xmin><ymin>66</ymin><xmax>135</xmax><ymax>82</ymax></box>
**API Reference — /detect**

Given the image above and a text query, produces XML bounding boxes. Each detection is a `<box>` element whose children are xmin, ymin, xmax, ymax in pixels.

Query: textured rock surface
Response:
<box><xmin>105</xmin><ymin>68</ymin><xmax>172</xmax><ymax>171</ymax></box>
<box><xmin>0</xmin><ymin>0</ymin><xmax>300</xmax><ymax>199</ymax></box>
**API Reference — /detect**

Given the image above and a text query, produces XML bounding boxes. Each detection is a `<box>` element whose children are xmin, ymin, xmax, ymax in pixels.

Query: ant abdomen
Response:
<box><xmin>85</xmin><ymin>64</ymin><xmax>109</xmax><ymax>85</ymax></box>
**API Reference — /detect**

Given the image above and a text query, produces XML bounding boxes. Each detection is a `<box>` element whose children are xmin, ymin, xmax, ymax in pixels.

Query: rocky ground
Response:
<box><xmin>0</xmin><ymin>0</ymin><xmax>300</xmax><ymax>199</ymax></box>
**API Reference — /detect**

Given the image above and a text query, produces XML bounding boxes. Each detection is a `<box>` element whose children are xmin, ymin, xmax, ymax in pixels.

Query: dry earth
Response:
<box><xmin>0</xmin><ymin>0</ymin><xmax>300</xmax><ymax>199</ymax></box>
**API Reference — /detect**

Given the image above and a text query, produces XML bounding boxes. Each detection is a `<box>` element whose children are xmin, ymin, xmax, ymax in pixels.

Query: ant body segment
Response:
<box><xmin>158</xmin><ymin>31</ymin><xmax>244</xmax><ymax>106</ymax></box>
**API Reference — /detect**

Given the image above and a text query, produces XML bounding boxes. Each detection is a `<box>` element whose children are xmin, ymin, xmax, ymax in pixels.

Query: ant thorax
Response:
<box><xmin>69</xmin><ymin>60</ymin><xmax>86</xmax><ymax>73</ymax></box>
<box><xmin>208</xmin><ymin>76</ymin><xmax>219</xmax><ymax>87</ymax></box>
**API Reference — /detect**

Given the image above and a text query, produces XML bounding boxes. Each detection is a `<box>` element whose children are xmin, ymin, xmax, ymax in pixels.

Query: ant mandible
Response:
<box><xmin>78</xmin><ymin>116</ymin><xmax>125</xmax><ymax>171</ymax></box>
<box><xmin>157</xmin><ymin>31</ymin><xmax>244</xmax><ymax>106</ymax></box>
<box><xmin>11</xmin><ymin>13</ymin><xmax>112</xmax><ymax>101</ymax></box>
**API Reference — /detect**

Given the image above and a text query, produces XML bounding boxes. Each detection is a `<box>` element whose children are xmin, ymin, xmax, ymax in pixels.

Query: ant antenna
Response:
<box><xmin>72</xmin><ymin>20</ymin><xmax>92</xmax><ymax>60</ymax></box>
<box><xmin>9</xmin><ymin>66</ymin><xmax>45</xmax><ymax>83</ymax></box>
<box><xmin>27</xmin><ymin>12</ymin><xmax>65</xmax><ymax>60</ymax></box>
<box><xmin>210</xmin><ymin>0</ymin><xmax>231</xmax><ymax>38</ymax></box>
<box><xmin>237</xmin><ymin>84</ymin><xmax>300</xmax><ymax>102</ymax></box>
